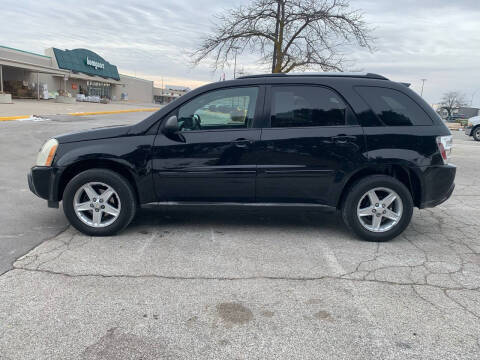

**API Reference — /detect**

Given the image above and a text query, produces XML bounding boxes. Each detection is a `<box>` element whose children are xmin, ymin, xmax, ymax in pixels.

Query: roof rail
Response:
<box><xmin>237</xmin><ymin>72</ymin><xmax>388</xmax><ymax>80</ymax></box>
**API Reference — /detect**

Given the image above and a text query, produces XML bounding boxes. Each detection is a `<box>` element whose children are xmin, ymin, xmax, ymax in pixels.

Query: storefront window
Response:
<box><xmin>86</xmin><ymin>81</ymin><xmax>111</xmax><ymax>99</ymax></box>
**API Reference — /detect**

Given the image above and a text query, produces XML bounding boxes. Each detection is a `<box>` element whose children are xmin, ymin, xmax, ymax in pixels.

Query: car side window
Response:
<box><xmin>270</xmin><ymin>86</ymin><xmax>347</xmax><ymax>128</ymax></box>
<box><xmin>355</xmin><ymin>86</ymin><xmax>433</xmax><ymax>126</ymax></box>
<box><xmin>177</xmin><ymin>87</ymin><xmax>259</xmax><ymax>131</ymax></box>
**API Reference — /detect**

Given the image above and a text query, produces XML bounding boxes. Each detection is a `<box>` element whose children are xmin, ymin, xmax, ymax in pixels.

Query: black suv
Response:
<box><xmin>28</xmin><ymin>73</ymin><xmax>455</xmax><ymax>241</ymax></box>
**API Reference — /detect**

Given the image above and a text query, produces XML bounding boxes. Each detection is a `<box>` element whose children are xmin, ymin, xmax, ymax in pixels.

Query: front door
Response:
<box><xmin>256</xmin><ymin>85</ymin><xmax>366</xmax><ymax>206</ymax></box>
<box><xmin>152</xmin><ymin>86</ymin><xmax>262</xmax><ymax>202</ymax></box>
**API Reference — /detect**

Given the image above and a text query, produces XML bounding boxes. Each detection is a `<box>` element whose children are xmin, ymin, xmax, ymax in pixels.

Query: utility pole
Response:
<box><xmin>420</xmin><ymin>79</ymin><xmax>427</xmax><ymax>97</ymax></box>
<box><xmin>161</xmin><ymin>77</ymin><xmax>164</xmax><ymax>104</ymax></box>
<box><xmin>233</xmin><ymin>50</ymin><xmax>237</xmax><ymax>79</ymax></box>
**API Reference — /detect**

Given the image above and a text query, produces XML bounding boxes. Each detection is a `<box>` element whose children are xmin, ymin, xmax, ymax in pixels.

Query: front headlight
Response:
<box><xmin>468</xmin><ymin>121</ymin><xmax>473</xmax><ymax>127</ymax></box>
<box><xmin>36</xmin><ymin>138</ymin><xmax>59</xmax><ymax>166</ymax></box>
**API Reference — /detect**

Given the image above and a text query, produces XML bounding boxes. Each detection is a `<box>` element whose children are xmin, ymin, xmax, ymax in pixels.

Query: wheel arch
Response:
<box><xmin>337</xmin><ymin>165</ymin><xmax>422</xmax><ymax>209</ymax></box>
<box><xmin>57</xmin><ymin>159</ymin><xmax>139</xmax><ymax>203</ymax></box>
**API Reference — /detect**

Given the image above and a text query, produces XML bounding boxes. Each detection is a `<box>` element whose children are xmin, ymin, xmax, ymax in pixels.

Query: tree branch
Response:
<box><xmin>192</xmin><ymin>0</ymin><xmax>374</xmax><ymax>74</ymax></box>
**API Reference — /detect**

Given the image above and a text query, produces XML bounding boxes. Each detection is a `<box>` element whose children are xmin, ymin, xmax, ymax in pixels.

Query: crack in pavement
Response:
<box><xmin>8</xmin><ymin>203</ymin><xmax>480</xmax><ymax>295</ymax></box>
<box><xmin>0</xmin><ymin>225</ymin><xmax>70</xmax><ymax>276</ymax></box>
<box><xmin>9</xmin><ymin>265</ymin><xmax>480</xmax><ymax>293</ymax></box>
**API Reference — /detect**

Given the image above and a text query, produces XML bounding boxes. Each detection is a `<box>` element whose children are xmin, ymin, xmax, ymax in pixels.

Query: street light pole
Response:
<box><xmin>420</xmin><ymin>79</ymin><xmax>427</xmax><ymax>97</ymax></box>
<box><xmin>471</xmin><ymin>89</ymin><xmax>479</xmax><ymax>106</ymax></box>
<box><xmin>231</xmin><ymin>46</ymin><xmax>240</xmax><ymax>79</ymax></box>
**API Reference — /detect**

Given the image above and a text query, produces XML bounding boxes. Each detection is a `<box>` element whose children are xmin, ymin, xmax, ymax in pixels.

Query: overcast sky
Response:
<box><xmin>1</xmin><ymin>0</ymin><xmax>479</xmax><ymax>106</ymax></box>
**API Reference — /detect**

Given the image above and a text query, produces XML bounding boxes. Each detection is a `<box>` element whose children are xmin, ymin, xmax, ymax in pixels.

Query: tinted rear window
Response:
<box><xmin>355</xmin><ymin>86</ymin><xmax>432</xmax><ymax>126</ymax></box>
<box><xmin>270</xmin><ymin>86</ymin><xmax>346</xmax><ymax>127</ymax></box>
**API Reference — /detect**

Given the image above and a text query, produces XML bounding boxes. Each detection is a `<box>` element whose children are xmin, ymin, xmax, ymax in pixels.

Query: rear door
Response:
<box><xmin>256</xmin><ymin>84</ymin><xmax>366</xmax><ymax>206</ymax></box>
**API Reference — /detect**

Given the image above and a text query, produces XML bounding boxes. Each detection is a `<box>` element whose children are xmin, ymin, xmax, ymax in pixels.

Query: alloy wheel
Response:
<box><xmin>356</xmin><ymin>187</ymin><xmax>403</xmax><ymax>233</ymax></box>
<box><xmin>73</xmin><ymin>182</ymin><xmax>121</xmax><ymax>228</ymax></box>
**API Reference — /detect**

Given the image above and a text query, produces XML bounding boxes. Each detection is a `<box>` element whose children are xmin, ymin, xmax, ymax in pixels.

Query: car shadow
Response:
<box><xmin>128</xmin><ymin>205</ymin><xmax>350</xmax><ymax>235</ymax></box>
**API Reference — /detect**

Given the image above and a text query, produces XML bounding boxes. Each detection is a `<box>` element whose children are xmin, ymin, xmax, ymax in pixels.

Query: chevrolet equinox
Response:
<box><xmin>28</xmin><ymin>73</ymin><xmax>456</xmax><ymax>242</ymax></box>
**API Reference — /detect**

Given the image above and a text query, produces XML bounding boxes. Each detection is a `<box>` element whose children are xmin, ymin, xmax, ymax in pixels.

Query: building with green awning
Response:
<box><xmin>1</xmin><ymin>45</ymin><xmax>154</xmax><ymax>103</ymax></box>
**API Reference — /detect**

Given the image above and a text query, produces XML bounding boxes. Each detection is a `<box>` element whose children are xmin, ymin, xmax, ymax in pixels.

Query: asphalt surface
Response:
<box><xmin>0</xmin><ymin>116</ymin><xmax>479</xmax><ymax>359</ymax></box>
<box><xmin>0</xmin><ymin>113</ymin><xmax>147</xmax><ymax>275</ymax></box>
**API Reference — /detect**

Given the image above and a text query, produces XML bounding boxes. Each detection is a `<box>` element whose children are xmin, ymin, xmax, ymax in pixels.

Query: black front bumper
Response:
<box><xmin>418</xmin><ymin>164</ymin><xmax>456</xmax><ymax>209</ymax></box>
<box><xmin>464</xmin><ymin>126</ymin><xmax>473</xmax><ymax>136</ymax></box>
<box><xmin>28</xmin><ymin>166</ymin><xmax>61</xmax><ymax>207</ymax></box>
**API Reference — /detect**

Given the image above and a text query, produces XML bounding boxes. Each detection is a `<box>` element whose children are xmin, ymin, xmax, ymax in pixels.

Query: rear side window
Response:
<box><xmin>270</xmin><ymin>86</ymin><xmax>347</xmax><ymax>127</ymax></box>
<box><xmin>355</xmin><ymin>86</ymin><xmax>432</xmax><ymax>126</ymax></box>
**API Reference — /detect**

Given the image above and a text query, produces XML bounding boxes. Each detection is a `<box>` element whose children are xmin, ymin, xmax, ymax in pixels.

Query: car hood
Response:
<box><xmin>469</xmin><ymin>115</ymin><xmax>480</xmax><ymax>125</ymax></box>
<box><xmin>55</xmin><ymin>125</ymin><xmax>132</xmax><ymax>144</ymax></box>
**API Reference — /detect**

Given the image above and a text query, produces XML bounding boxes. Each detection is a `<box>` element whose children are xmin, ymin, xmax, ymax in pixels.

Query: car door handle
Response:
<box><xmin>232</xmin><ymin>138</ymin><xmax>253</xmax><ymax>148</ymax></box>
<box><xmin>331</xmin><ymin>135</ymin><xmax>356</xmax><ymax>143</ymax></box>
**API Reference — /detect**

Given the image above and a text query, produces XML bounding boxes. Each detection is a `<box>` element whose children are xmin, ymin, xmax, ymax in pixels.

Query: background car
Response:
<box><xmin>465</xmin><ymin>115</ymin><xmax>480</xmax><ymax>141</ymax></box>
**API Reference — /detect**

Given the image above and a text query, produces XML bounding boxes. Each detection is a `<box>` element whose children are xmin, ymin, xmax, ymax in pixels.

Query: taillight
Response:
<box><xmin>436</xmin><ymin>135</ymin><xmax>452</xmax><ymax>164</ymax></box>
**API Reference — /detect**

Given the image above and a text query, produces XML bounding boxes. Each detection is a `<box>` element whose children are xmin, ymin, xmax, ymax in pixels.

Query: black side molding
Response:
<box><xmin>48</xmin><ymin>201</ymin><xmax>59</xmax><ymax>208</ymax></box>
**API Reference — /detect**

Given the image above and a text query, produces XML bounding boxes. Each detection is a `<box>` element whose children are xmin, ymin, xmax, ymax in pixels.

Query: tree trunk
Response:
<box><xmin>273</xmin><ymin>1</ymin><xmax>286</xmax><ymax>73</ymax></box>
<box><xmin>271</xmin><ymin>0</ymin><xmax>282</xmax><ymax>73</ymax></box>
<box><xmin>446</xmin><ymin>108</ymin><xmax>452</xmax><ymax>118</ymax></box>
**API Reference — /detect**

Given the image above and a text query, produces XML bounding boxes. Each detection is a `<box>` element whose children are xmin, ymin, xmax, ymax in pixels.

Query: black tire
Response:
<box><xmin>341</xmin><ymin>175</ymin><xmax>413</xmax><ymax>242</ymax></box>
<box><xmin>473</xmin><ymin>127</ymin><xmax>480</xmax><ymax>141</ymax></box>
<box><xmin>63</xmin><ymin>169</ymin><xmax>136</xmax><ymax>236</ymax></box>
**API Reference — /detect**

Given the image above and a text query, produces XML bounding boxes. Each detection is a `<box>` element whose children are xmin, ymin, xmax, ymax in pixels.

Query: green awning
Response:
<box><xmin>53</xmin><ymin>48</ymin><xmax>120</xmax><ymax>81</ymax></box>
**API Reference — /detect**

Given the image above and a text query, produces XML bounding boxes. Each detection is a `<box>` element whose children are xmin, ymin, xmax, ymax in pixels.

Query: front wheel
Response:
<box><xmin>63</xmin><ymin>169</ymin><xmax>136</xmax><ymax>236</ymax></box>
<box><xmin>342</xmin><ymin>175</ymin><xmax>413</xmax><ymax>242</ymax></box>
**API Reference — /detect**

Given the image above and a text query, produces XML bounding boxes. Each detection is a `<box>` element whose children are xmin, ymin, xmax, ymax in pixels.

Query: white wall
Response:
<box><xmin>112</xmin><ymin>74</ymin><xmax>153</xmax><ymax>103</ymax></box>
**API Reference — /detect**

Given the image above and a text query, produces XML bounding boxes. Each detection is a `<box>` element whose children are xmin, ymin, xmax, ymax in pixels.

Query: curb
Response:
<box><xmin>67</xmin><ymin>108</ymin><xmax>159</xmax><ymax>116</ymax></box>
<box><xmin>0</xmin><ymin>108</ymin><xmax>160</xmax><ymax>122</ymax></box>
<box><xmin>0</xmin><ymin>115</ymin><xmax>31</xmax><ymax>121</ymax></box>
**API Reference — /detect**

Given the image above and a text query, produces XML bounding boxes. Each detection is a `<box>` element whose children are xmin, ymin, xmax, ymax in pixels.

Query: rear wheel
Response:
<box><xmin>63</xmin><ymin>169</ymin><xmax>136</xmax><ymax>236</ymax></box>
<box><xmin>342</xmin><ymin>175</ymin><xmax>413</xmax><ymax>242</ymax></box>
<box><xmin>473</xmin><ymin>127</ymin><xmax>480</xmax><ymax>141</ymax></box>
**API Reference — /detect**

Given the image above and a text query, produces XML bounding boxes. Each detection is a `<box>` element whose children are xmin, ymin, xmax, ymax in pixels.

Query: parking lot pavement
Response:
<box><xmin>0</xmin><ymin>122</ymin><xmax>479</xmax><ymax>359</ymax></box>
<box><xmin>0</xmin><ymin>113</ymin><xmax>148</xmax><ymax>275</ymax></box>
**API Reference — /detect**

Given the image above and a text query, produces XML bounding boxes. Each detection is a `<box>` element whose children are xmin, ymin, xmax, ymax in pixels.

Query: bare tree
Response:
<box><xmin>438</xmin><ymin>91</ymin><xmax>468</xmax><ymax>119</ymax></box>
<box><xmin>193</xmin><ymin>0</ymin><xmax>373</xmax><ymax>74</ymax></box>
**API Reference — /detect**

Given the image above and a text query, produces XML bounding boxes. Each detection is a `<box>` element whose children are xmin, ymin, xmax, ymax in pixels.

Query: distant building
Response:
<box><xmin>434</xmin><ymin>104</ymin><xmax>480</xmax><ymax>119</ymax></box>
<box><xmin>153</xmin><ymin>85</ymin><xmax>190</xmax><ymax>104</ymax></box>
<box><xmin>0</xmin><ymin>45</ymin><xmax>154</xmax><ymax>103</ymax></box>
<box><xmin>457</xmin><ymin>107</ymin><xmax>480</xmax><ymax>119</ymax></box>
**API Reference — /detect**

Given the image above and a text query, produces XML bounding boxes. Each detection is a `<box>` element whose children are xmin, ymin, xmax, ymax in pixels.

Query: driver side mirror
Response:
<box><xmin>163</xmin><ymin>115</ymin><xmax>179</xmax><ymax>134</ymax></box>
